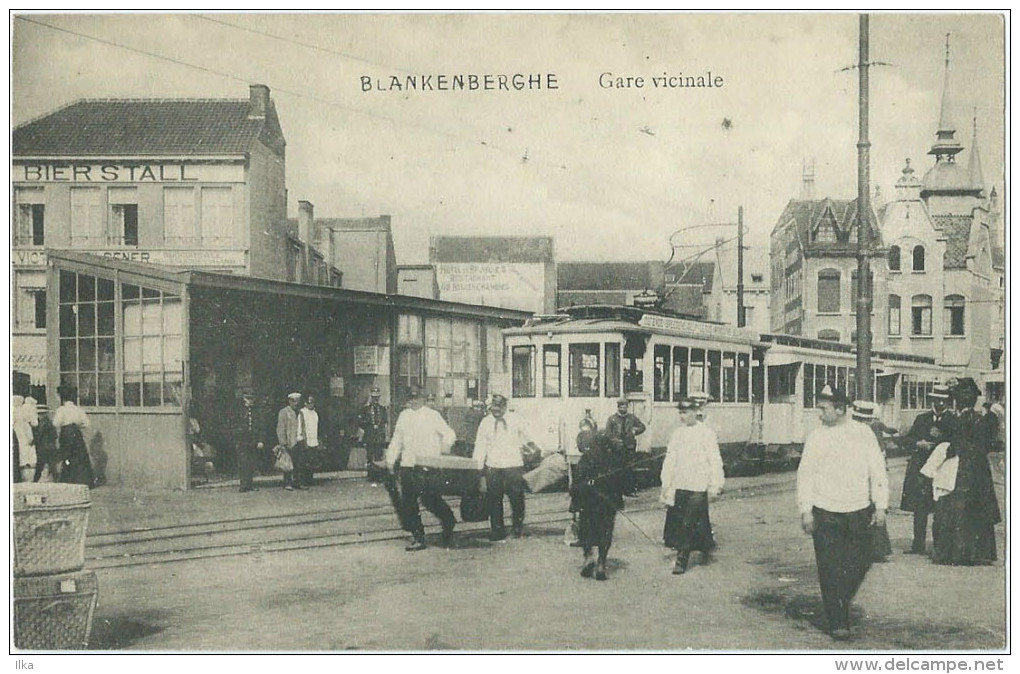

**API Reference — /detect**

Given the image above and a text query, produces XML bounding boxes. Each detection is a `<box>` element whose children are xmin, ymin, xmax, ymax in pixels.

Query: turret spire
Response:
<box><xmin>967</xmin><ymin>109</ymin><xmax>985</xmax><ymax>194</ymax></box>
<box><xmin>929</xmin><ymin>33</ymin><xmax>963</xmax><ymax>161</ymax></box>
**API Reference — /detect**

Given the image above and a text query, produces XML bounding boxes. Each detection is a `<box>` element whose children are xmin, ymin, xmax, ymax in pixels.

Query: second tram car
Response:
<box><xmin>503</xmin><ymin>305</ymin><xmax>950</xmax><ymax>476</ymax></box>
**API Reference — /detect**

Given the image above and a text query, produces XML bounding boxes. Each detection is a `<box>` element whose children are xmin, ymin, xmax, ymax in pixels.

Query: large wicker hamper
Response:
<box><xmin>12</xmin><ymin>483</ymin><xmax>91</xmax><ymax>576</ymax></box>
<box><xmin>13</xmin><ymin>569</ymin><xmax>98</xmax><ymax>650</ymax></box>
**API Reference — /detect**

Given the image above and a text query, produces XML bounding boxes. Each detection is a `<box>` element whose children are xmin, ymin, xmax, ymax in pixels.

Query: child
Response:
<box><xmin>570</xmin><ymin>431</ymin><xmax>628</xmax><ymax>580</ymax></box>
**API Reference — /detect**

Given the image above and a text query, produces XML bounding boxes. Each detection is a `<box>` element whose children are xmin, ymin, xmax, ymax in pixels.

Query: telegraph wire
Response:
<box><xmin>190</xmin><ymin>14</ymin><xmax>417</xmax><ymax>75</ymax></box>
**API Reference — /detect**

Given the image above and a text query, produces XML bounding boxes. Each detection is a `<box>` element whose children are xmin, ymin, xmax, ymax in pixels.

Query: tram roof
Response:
<box><xmin>506</xmin><ymin>304</ymin><xmax>758</xmax><ymax>344</ymax></box>
<box><xmin>759</xmin><ymin>333</ymin><xmax>937</xmax><ymax>365</ymax></box>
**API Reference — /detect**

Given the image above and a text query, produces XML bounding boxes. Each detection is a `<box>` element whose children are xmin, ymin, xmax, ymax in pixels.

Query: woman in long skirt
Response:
<box><xmin>570</xmin><ymin>431</ymin><xmax>627</xmax><ymax>581</ymax></box>
<box><xmin>932</xmin><ymin>378</ymin><xmax>1000</xmax><ymax>566</ymax></box>
<box><xmin>660</xmin><ymin>398</ymin><xmax>725</xmax><ymax>575</ymax></box>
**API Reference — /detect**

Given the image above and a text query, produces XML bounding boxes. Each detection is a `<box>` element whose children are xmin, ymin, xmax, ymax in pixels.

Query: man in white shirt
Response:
<box><xmin>796</xmin><ymin>384</ymin><xmax>888</xmax><ymax>640</ymax></box>
<box><xmin>473</xmin><ymin>394</ymin><xmax>534</xmax><ymax>541</ymax></box>
<box><xmin>660</xmin><ymin>397</ymin><xmax>725</xmax><ymax>575</ymax></box>
<box><xmin>386</xmin><ymin>386</ymin><xmax>458</xmax><ymax>551</ymax></box>
<box><xmin>300</xmin><ymin>395</ymin><xmax>322</xmax><ymax>488</ymax></box>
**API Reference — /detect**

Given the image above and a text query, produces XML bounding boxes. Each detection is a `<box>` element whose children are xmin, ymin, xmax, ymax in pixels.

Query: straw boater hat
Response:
<box><xmin>677</xmin><ymin>397</ymin><xmax>699</xmax><ymax>411</ymax></box>
<box><xmin>930</xmin><ymin>384</ymin><xmax>951</xmax><ymax>400</ymax></box>
<box><xmin>287</xmin><ymin>392</ymin><xmax>302</xmax><ymax>401</ymax></box>
<box><xmin>370</xmin><ymin>386</ymin><xmax>381</xmax><ymax>397</ymax></box>
<box><xmin>851</xmin><ymin>400</ymin><xmax>877</xmax><ymax>420</ymax></box>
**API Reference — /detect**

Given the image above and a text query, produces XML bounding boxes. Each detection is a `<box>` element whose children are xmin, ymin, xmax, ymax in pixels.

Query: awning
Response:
<box><xmin>12</xmin><ymin>335</ymin><xmax>47</xmax><ymax>386</ymax></box>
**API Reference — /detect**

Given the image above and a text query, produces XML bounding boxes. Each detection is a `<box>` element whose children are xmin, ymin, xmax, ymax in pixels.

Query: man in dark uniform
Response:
<box><xmin>900</xmin><ymin>383</ymin><xmax>955</xmax><ymax>554</ymax></box>
<box><xmin>605</xmin><ymin>398</ymin><xmax>646</xmax><ymax>496</ymax></box>
<box><xmin>359</xmin><ymin>387</ymin><xmax>389</xmax><ymax>483</ymax></box>
<box><xmin>235</xmin><ymin>389</ymin><xmax>268</xmax><ymax>493</ymax></box>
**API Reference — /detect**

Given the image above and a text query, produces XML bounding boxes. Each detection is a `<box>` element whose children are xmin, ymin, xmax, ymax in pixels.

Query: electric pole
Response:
<box><xmin>737</xmin><ymin>206</ymin><xmax>745</xmax><ymax>327</ymax></box>
<box><xmin>855</xmin><ymin>14</ymin><xmax>874</xmax><ymax>401</ymax></box>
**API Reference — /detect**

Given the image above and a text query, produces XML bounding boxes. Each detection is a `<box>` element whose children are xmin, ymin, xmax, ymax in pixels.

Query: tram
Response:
<box><xmin>503</xmin><ymin>305</ymin><xmax>951</xmax><ymax>475</ymax></box>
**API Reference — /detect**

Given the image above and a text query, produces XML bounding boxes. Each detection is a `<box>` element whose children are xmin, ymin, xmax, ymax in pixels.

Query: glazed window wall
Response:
<box><xmin>58</xmin><ymin>270</ymin><xmax>181</xmax><ymax>408</ymax></box>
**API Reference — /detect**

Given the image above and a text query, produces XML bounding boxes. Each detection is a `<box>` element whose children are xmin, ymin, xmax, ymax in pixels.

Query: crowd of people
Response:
<box><xmin>12</xmin><ymin>373</ymin><xmax>1004</xmax><ymax>641</ymax></box>
<box><xmin>11</xmin><ymin>384</ymin><xmax>96</xmax><ymax>488</ymax></box>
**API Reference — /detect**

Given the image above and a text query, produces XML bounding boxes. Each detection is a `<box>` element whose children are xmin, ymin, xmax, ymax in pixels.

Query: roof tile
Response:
<box><xmin>14</xmin><ymin>99</ymin><xmax>268</xmax><ymax>156</ymax></box>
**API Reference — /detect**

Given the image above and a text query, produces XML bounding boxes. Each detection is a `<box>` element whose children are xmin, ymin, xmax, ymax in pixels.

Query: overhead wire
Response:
<box><xmin>12</xmin><ymin>15</ymin><xmax>729</xmax><ymax>231</ymax></box>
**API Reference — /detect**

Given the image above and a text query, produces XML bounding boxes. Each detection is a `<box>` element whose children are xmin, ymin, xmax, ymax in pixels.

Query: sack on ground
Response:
<box><xmin>273</xmin><ymin>446</ymin><xmax>294</xmax><ymax>473</ymax></box>
<box><xmin>460</xmin><ymin>493</ymin><xmax>490</xmax><ymax>522</ymax></box>
<box><xmin>523</xmin><ymin>453</ymin><xmax>568</xmax><ymax>493</ymax></box>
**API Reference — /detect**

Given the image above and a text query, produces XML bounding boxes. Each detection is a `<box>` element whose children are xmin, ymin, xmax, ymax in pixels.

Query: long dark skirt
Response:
<box><xmin>663</xmin><ymin>490</ymin><xmax>713</xmax><ymax>553</ymax></box>
<box><xmin>578</xmin><ymin>502</ymin><xmax>616</xmax><ymax>550</ymax></box>
<box><xmin>932</xmin><ymin>493</ymin><xmax>998</xmax><ymax>565</ymax></box>
<box><xmin>58</xmin><ymin>424</ymin><xmax>94</xmax><ymax>488</ymax></box>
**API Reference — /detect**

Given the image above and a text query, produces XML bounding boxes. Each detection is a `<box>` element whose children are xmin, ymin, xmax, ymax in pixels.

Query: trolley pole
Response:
<box><xmin>855</xmin><ymin>14</ymin><xmax>874</xmax><ymax>401</ymax></box>
<box><xmin>737</xmin><ymin>206</ymin><xmax>745</xmax><ymax>328</ymax></box>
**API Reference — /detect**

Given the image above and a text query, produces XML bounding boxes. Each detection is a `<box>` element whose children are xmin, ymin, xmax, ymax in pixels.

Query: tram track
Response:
<box><xmin>85</xmin><ymin>473</ymin><xmax>797</xmax><ymax>570</ymax></box>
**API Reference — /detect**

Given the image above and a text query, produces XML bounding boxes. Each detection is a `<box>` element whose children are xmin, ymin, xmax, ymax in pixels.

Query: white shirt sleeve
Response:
<box><xmin>436</xmin><ymin>411</ymin><xmax>456</xmax><ymax>452</ymax></box>
<box><xmin>796</xmin><ymin>432</ymin><xmax>820</xmax><ymax>515</ymax></box>
<box><xmin>864</xmin><ymin>424</ymin><xmax>890</xmax><ymax>511</ymax></box>
<box><xmin>472</xmin><ymin>418</ymin><xmax>492</xmax><ymax>469</ymax></box>
<box><xmin>704</xmin><ymin>426</ymin><xmax>725</xmax><ymax>495</ymax></box>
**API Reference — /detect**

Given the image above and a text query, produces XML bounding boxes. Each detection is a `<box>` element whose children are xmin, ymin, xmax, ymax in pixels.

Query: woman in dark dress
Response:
<box><xmin>932</xmin><ymin>378</ymin><xmax>1000</xmax><ymax>566</ymax></box>
<box><xmin>570</xmin><ymin>431</ymin><xmax>627</xmax><ymax>581</ymax></box>
<box><xmin>53</xmin><ymin>386</ymin><xmax>95</xmax><ymax>488</ymax></box>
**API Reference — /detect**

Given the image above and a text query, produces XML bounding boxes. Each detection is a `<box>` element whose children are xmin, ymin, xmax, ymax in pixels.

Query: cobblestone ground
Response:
<box><xmin>85</xmin><ymin>461</ymin><xmax>1005</xmax><ymax>652</ymax></box>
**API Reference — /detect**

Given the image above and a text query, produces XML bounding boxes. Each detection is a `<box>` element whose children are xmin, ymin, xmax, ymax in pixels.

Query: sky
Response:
<box><xmin>10</xmin><ymin>12</ymin><xmax>1007</xmax><ymax>266</ymax></box>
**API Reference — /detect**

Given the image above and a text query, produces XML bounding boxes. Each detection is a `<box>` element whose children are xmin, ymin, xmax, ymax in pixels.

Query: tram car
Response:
<box><xmin>502</xmin><ymin>305</ymin><xmax>950</xmax><ymax>478</ymax></box>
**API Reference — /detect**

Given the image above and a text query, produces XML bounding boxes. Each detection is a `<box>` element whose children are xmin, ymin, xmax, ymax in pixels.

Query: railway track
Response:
<box><xmin>85</xmin><ymin>474</ymin><xmax>798</xmax><ymax>570</ymax></box>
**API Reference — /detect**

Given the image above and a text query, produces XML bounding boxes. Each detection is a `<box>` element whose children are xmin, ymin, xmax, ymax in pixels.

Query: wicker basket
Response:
<box><xmin>13</xmin><ymin>570</ymin><xmax>98</xmax><ymax>650</ymax></box>
<box><xmin>13</xmin><ymin>483</ymin><xmax>91</xmax><ymax>577</ymax></box>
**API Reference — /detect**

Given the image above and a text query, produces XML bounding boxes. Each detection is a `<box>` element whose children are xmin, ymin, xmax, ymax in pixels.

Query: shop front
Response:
<box><xmin>47</xmin><ymin>251</ymin><xmax>530</xmax><ymax>489</ymax></box>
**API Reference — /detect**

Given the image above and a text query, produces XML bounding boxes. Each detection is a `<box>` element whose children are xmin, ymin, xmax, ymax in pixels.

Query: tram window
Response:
<box><xmin>623</xmin><ymin>337</ymin><xmax>644</xmax><ymax>394</ymax></box>
<box><xmin>654</xmin><ymin>344</ymin><xmax>671</xmax><ymax>402</ymax></box>
<box><xmin>569</xmin><ymin>343</ymin><xmax>600</xmax><ymax>398</ymax></box>
<box><xmin>836</xmin><ymin>367</ymin><xmax>847</xmax><ymax>392</ymax></box>
<box><xmin>737</xmin><ymin>353</ymin><xmax>750</xmax><ymax>403</ymax></box>
<box><xmin>605</xmin><ymin>343</ymin><xmax>621</xmax><ymax>398</ymax></box>
<box><xmin>815</xmin><ymin>365</ymin><xmax>827</xmax><ymax>405</ymax></box>
<box><xmin>512</xmin><ymin>346</ymin><xmax>536</xmax><ymax>398</ymax></box>
<box><xmin>708</xmin><ymin>350</ymin><xmax>722</xmax><ymax>402</ymax></box>
<box><xmin>723</xmin><ymin>351</ymin><xmax>736</xmax><ymax>402</ymax></box>
<box><xmin>689</xmin><ymin>348</ymin><xmax>706</xmax><ymax>394</ymax></box>
<box><xmin>848</xmin><ymin>369</ymin><xmax>857</xmax><ymax>400</ymax></box>
<box><xmin>543</xmin><ymin>345</ymin><xmax>561</xmax><ymax>397</ymax></box>
<box><xmin>673</xmin><ymin>346</ymin><xmax>689</xmax><ymax>400</ymax></box>
<box><xmin>900</xmin><ymin>376</ymin><xmax>909</xmax><ymax>409</ymax></box>
<box><xmin>769</xmin><ymin>364</ymin><xmax>797</xmax><ymax>402</ymax></box>
<box><xmin>908</xmin><ymin>380</ymin><xmax>917</xmax><ymax>409</ymax></box>
<box><xmin>803</xmin><ymin>364</ymin><xmax>815</xmax><ymax>407</ymax></box>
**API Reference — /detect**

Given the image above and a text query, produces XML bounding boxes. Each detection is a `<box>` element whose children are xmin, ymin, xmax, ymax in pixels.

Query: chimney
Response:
<box><xmin>249</xmin><ymin>84</ymin><xmax>270</xmax><ymax>119</ymax></box>
<box><xmin>800</xmin><ymin>158</ymin><xmax>816</xmax><ymax>200</ymax></box>
<box><xmin>298</xmin><ymin>200</ymin><xmax>314</xmax><ymax>244</ymax></box>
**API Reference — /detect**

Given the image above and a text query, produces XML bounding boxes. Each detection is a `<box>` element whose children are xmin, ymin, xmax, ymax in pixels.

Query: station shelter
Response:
<box><xmin>47</xmin><ymin>250</ymin><xmax>530</xmax><ymax>489</ymax></box>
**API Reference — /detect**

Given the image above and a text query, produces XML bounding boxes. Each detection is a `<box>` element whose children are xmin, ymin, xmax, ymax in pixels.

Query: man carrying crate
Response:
<box><xmin>385</xmin><ymin>386</ymin><xmax>458</xmax><ymax>551</ymax></box>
